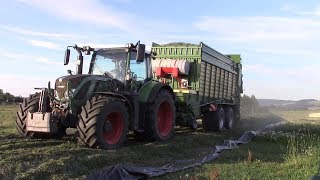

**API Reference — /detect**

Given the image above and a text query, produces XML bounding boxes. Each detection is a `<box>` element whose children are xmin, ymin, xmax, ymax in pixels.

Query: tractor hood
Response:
<box><xmin>54</xmin><ymin>74</ymin><xmax>125</xmax><ymax>100</ymax></box>
<box><xmin>55</xmin><ymin>74</ymin><xmax>90</xmax><ymax>100</ymax></box>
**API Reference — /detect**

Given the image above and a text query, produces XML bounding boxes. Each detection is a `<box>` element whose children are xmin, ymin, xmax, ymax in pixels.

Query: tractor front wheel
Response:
<box><xmin>144</xmin><ymin>89</ymin><xmax>176</xmax><ymax>141</ymax></box>
<box><xmin>16</xmin><ymin>93</ymin><xmax>40</xmax><ymax>137</ymax></box>
<box><xmin>77</xmin><ymin>96</ymin><xmax>129</xmax><ymax>150</ymax></box>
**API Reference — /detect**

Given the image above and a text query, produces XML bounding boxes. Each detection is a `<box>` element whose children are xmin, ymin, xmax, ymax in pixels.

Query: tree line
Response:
<box><xmin>0</xmin><ymin>88</ymin><xmax>266</xmax><ymax>115</ymax></box>
<box><xmin>0</xmin><ymin>89</ymin><xmax>23</xmax><ymax>104</ymax></box>
<box><xmin>240</xmin><ymin>94</ymin><xmax>265</xmax><ymax>116</ymax></box>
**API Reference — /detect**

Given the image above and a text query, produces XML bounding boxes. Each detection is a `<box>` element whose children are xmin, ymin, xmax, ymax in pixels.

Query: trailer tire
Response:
<box><xmin>143</xmin><ymin>89</ymin><xmax>176</xmax><ymax>141</ymax></box>
<box><xmin>203</xmin><ymin>107</ymin><xmax>225</xmax><ymax>132</ymax></box>
<box><xmin>224</xmin><ymin>107</ymin><xmax>235</xmax><ymax>130</ymax></box>
<box><xmin>77</xmin><ymin>96</ymin><xmax>129</xmax><ymax>150</ymax></box>
<box><xmin>234</xmin><ymin>104</ymin><xmax>241</xmax><ymax>127</ymax></box>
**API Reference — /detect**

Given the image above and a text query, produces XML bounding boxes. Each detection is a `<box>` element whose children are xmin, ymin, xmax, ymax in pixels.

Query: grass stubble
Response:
<box><xmin>1</xmin><ymin>106</ymin><xmax>320</xmax><ymax>179</ymax></box>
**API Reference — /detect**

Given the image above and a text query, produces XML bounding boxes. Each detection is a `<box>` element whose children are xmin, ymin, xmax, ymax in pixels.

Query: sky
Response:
<box><xmin>0</xmin><ymin>0</ymin><xmax>319</xmax><ymax>100</ymax></box>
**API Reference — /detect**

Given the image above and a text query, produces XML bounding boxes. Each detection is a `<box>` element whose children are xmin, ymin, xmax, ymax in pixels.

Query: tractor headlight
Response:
<box><xmin>68</xmin><ymin>88</ymin><xmax>76</xmax><ymax>98</ymax></box>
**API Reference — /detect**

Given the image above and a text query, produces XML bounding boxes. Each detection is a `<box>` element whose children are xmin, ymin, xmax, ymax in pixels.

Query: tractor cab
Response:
<box><xmin>64</xmin><ymin>42</ymin><xmax>149</xmax><ymax>84</ymax></box>
<box><xmin>88</xmin><ymin>46</ymin><xmax>151</xmax><ymax>92</ymax></box>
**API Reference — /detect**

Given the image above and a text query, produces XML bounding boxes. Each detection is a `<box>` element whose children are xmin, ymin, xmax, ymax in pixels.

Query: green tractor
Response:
<box><xmin>16</xmin><ymin>42</ymin><xmax>176</xmax><ymax>149</ymax></box>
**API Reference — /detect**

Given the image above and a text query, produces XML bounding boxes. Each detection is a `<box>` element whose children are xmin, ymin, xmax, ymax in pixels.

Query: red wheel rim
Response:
<box><xmin>157</xmin><ymin>101</ymin><xmax>173</xmax><ymax>137</ymax></box>
<box><xmin>103</xmin><ymin>112</ymin><xmax>124</xmax><ymax>145</ymax></box>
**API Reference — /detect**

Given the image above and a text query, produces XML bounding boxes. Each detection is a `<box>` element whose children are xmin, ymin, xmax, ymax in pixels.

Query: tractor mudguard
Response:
<box><xmin>94</xmin><ymin>91</ymin><xmax>138</xmax><ymax>130</ymax></box>
<box><xmin>136</xmin><ymin>81</ymin><xmax>174</xmax><ymax>132</ymax></box>
<box><xmin>138</xmin><ymin>81</ymin><xmax>174</xmax><ymax>104</ymax></box>
<box><xmin>94</xmin><ymin>92</ymin><xmax>134</xmax><ymax>115</ymax></box>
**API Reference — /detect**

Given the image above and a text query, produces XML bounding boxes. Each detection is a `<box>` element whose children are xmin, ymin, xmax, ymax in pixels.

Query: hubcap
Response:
<box><xmin>228</xmin><ymin>110</ymin><xmax>234</xmax><ymax>128</ymax></box>
<box><xmin>228</xmin><ymin>118</ymin><xmax>233</xmax><ymax>128</ymax></box>
<box><xmin>219</xmin><ymin>118</ymin><xmax>224</xmax><ymax>129</ymax></box>
<box><xmin>157</xmin><ymin>101</ymin><xmax>173</xmax><ymax>137</ymax></box>
<box><xmin>103</xmin><ymin>112</ymin><xmax>124</xmax><ymax>145</ymax></box>
<box><xmin>219</xmin><ymin>110</ymin><xmax>224</xmax><ymax>130</ymax></box>
<box><xmin>104</xmin><ymin>121</ymin><xmax>113</xmax><ymax>133</ymax></box>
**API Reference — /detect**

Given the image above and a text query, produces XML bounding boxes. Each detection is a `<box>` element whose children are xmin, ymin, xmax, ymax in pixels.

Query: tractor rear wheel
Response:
<box><xmin>16</xmin><ymin>93</ymin><xmax>40</xmax><ymax>137</ymax></box>
<box><xmin>77</xmin><ymin>96</ymin><xmax>129</xmax><ymax>150</ymax></box>
<box><xmin>143</xmin><ymin>89</ymin><xmax>176</xmax><ymax>141</ymax></box>
<box><xmin>202</xmin><ymin>106</ymin><xmax>225</xmax><ymax>132</ymax></box>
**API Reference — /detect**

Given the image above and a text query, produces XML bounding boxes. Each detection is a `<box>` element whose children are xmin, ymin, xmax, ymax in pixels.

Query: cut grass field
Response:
<box><xmin>1</xmin><ymin>106</ymin><xmax>320</xmax><ymax>179</ymax></box>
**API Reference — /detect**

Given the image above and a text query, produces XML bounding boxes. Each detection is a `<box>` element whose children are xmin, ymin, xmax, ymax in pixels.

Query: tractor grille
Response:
<box><xmin>54</xmin><ymin>75</ymin><xmax>90</xmax><ymax>100</ymax></box>
<box><xmin>55</xmin><ymin>79</ymin><xmax>68</xmax><ymax>100</ymax></box>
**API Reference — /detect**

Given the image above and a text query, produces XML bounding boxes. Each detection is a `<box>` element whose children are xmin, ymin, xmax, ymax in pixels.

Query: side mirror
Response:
<box><xmin>64</xmin><ymin>49</ymin><xmax>70</xmax><ymax>65</ymax></box>
<box><xmin>136</xmin><ymin>44</ymin><xmax>145</xmax><ymax>62</ymax></box>
<box><xmin>67</xmin><ymin>69</ymin><xmax>73</xmax><ymax>75</ymax></box>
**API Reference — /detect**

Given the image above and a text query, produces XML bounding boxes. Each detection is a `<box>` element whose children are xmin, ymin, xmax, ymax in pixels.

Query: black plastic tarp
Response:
<box><xmin>87</xmin><ymin>121</ymin><xmax>287</xmax><ymax>180</ymax></box>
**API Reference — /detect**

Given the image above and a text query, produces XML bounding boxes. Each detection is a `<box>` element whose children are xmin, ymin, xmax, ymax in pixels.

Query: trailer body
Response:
<box><xmin>151</xmin><ymin>42</ymin><xmax>243</xmax><ymax>127</ymax></box>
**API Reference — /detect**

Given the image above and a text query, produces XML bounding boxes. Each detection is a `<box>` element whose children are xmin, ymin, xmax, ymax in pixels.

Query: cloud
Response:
<box><xmin>112</xmin><ymin>0</ymin><xmax>133</xmax><ymax>4</ymax></box>
<box><xmin>16</xmin><ymin>0</ymin><xmax>185</xmax><ymax>39</ymax></box>
<box><xmin>27</xmin><ymin>39</ymin><xmax>60</xmax><ymax>50</ymax></box>
<box><xmin>298</xmin><ymin>7</ymin><xmax>320</xmax><ymax>16</ymax></box>
<box><xmin>245</xmin><ymin>75</ymin><xmax>320</xmax><ymax>100</ymax></box>
<box><xmin>18</xmin><ymin>0</ymin><xmax>131</xmax><ymax>30</ymax></box>
<box><xmin>0</xmin><ymin>73</ymin><xmax>55</xmax><ymax>97</ymax></box>
<box><xmin>34</xmin><ymin>56</ymin><xmax>60</xmax><ymax>65</ymax></box>
<box><xmin>0</xmin><ymin>51</ymin><xmax>59</xmax><ymax>65</ymax></box>
<box><xmin>77</xmin><ymin>43</ymin><xmax>126</xmax><ymax>48</ymax></box>
<box><xmin>194</xmin><ymin>16</ymin><xmax>320</xmax><ymax>42</ymax></box>
<box><xmin>280</xmin><ymin>4</ymin><xmax>320</xmax><ymax>16</ymax></box>
<box><xmin>193</xmin><ymin>15</ymin><xmax>320</xmax><ymax>60</ymax></box>
<box><xmin>0</xmin><ymin>51</ymin><xmax>24</xmax><ymax>60</ymax></box>
<box><xmin>242</xmin><ymin>63</ymin><xmax>320</xmax><ymax>100</ymax></box>
<box><xmin>76</xmin><ymin>42</ymin><xmax>154</xmax><ymax>51</ymax></box>
<box><xmin>280</xmin><ymin>4</ymin><xmax>294</xmax><ymax>12</ymax></box>
<box><xmin>1</xmin><ymin>25</ymin><xmax>74</xmax><ymax>39</ymax></box>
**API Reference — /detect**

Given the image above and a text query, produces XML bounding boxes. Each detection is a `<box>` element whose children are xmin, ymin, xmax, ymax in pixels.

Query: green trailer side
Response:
<box><xmin>151</xmin><ymin>42</ymin><xmax>243</xmax><ymax>129</ymax></box>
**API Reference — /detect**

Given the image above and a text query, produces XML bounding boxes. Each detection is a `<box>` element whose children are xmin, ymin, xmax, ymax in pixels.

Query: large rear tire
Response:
<box><xmin>16</xmin><ymin>93</ymin><xmax>40</xmax><ymax>137</ymax></box>
<box><xmin>143</xmin><ymin>89</ymin><xmax>176</xmax><ymax>141</ymax></box>
<box><xmin>77</xmin><ymin>96</ymin><xmax>129</xmax><ymax>150</ymax></box>
<box><xmin>202</xmin><ymin>106</ymin><xmax>225</xmax><ymax>132</ymax></box>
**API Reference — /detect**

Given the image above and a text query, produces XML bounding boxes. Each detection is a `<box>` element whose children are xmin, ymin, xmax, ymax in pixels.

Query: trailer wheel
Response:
<box><xmin>144</xmin><ymin>89</ymin><xmax>176</xmax><ymax>141</ymax></box>
<box><xmin>203</xmin><ymin>106</ymin><xmax>225</xmax><ymax>132</ymax></box>
<box><xmin>16</xmin><ymin>93</ymin><xmax>40</xmax><ymax>137</ymax></box>
<box><xmin>224</xmin><ymin>107</ymin><xmax>234</xmax><ymax>130</ymax></box>
<box><xmin>234</xmin><ymin>104</ymin><xmax>241</xmax><ymax>127</ymax></box>
<box><xmin>77</xmin><ymin>96</ymin><xmax>129</xmax><ymax>150</ymax></box>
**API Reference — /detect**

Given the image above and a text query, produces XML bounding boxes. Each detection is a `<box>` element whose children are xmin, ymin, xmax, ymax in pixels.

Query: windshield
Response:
<box><xmin>129</xmin><ymin>52</ymin><xmax>147</xmax><ymax>81</ymax></box>
<box><xmin>91</xmin><ymin>49</ymin><xmax>127</xmax><ymax>82</ymax></box>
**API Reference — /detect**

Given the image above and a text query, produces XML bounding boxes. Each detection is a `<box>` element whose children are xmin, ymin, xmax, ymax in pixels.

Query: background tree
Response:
<box><xmin>0</xmin><ymin>89</ymin><xmax>4</xmax><ymax>102</ymax></box>
<box><xmin>0</xmin><ymin>89</ymin><xmax>24</xmax><ymax>104</ymax></box>
<box><xmin>240</xmin><ymin>94</ymin><xmax>261</xmax><ymax>116</ymax></box>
